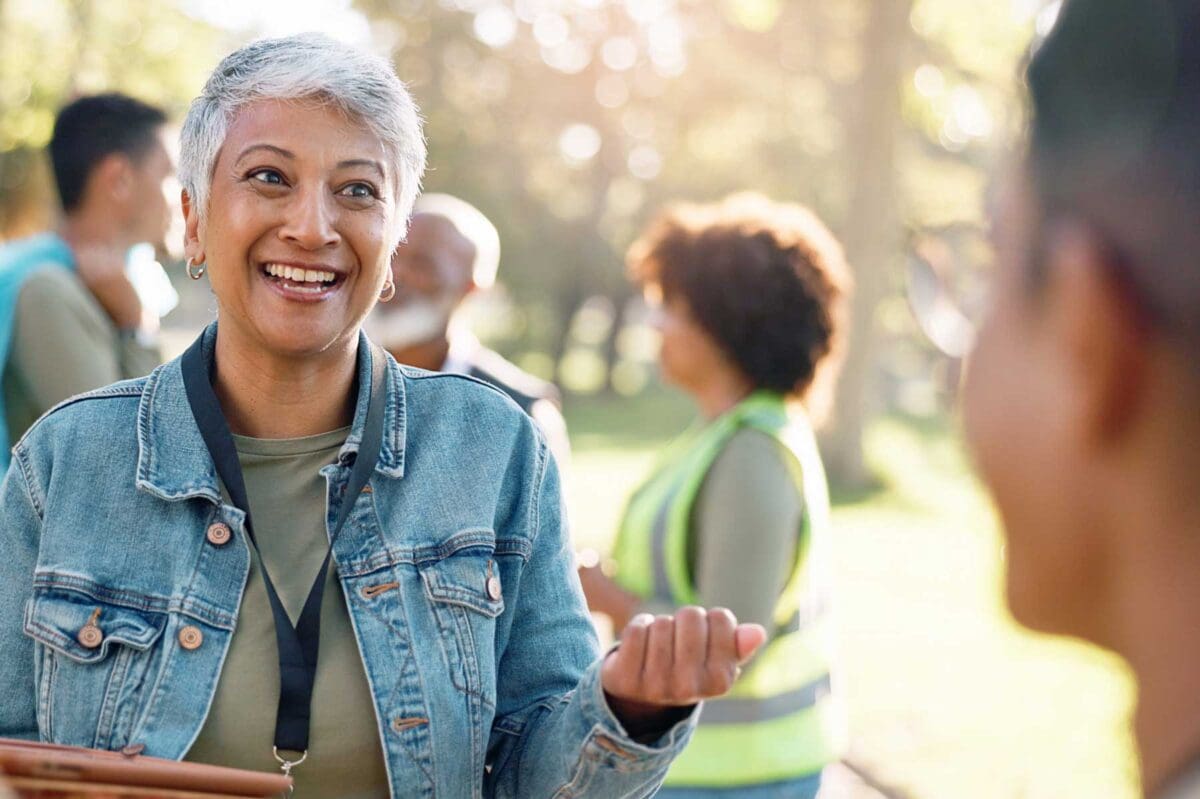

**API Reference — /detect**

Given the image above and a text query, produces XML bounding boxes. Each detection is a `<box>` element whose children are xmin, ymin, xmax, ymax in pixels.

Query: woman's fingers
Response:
<box><xmin>605</xmin><ymin>613</ymin><xmax>653</xmax><ymax>697</ymax></box>
<box><xmin>602</xmin><ymin>607</ymin><xmax>768</xmax><ymax>708</ymax></box>
<box><xmin>704</xmin><ymin>607</ymin><xmax>739</xmax><ymax>694</ymax></box>
<box><xmin>735</xmin><ymin>622</ymin><xmax>768</xmax><ymax>663</ymax></box>
<box><xmin>642</xmin><ymin>615</ymin><xmax>676</xmax><ymax>697</ymax></box>
<box><xmin>673</xmin><ymin>606</ymin><xmax>708</xmax><ymax>673</ymax></box>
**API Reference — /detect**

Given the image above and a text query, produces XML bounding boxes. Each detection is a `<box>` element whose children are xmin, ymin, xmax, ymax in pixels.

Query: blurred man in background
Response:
<box><xmin>0</xmin><ymin>93</ymin><xmax>171</xmax><ymax>465</ymax></box>
<box><xmin>366</xmin><ymin>193</ymin><xmax>570</xmax><ymax>468</ymax></box>
<box><xmin>963</xmin><ymin>0</ymin><xmax>1200</xmax><ymax>796</ymax></box>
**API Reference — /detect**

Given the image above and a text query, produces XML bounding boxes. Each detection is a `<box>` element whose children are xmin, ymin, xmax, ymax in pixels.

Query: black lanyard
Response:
<box><xmin>181</xmin><ymin>328</ymin><xmax>388</xmax><ymax>772</ymax></box>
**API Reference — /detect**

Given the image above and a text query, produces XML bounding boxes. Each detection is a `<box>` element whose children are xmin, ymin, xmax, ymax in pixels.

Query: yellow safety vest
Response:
<box><xmin>610</xmin><ymin>392</ymin><xmax>843</xmax><ymax>786</ymax></box>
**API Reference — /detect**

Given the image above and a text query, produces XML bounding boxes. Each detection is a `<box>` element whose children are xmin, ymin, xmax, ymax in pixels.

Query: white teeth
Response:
<box><xmin>264</xmin><ymin>263</ymin><xmax>336</xmax><ymax>284</ymax></box>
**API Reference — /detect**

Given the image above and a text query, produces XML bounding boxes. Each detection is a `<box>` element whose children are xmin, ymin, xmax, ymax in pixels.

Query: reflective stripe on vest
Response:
<box><xmin>649</xmin><ymin>475</ymin><xmax>686</xmax><ymax>603</ymax></box>
<box><xmin>610</xmin><ymin>392</ymin><xmax>843</xmax><ymax>786</ymax></box>
<box><xmin>699</xmin><ymin>671</ymin><xmax>832</xmax><ymax>725</ymax></box>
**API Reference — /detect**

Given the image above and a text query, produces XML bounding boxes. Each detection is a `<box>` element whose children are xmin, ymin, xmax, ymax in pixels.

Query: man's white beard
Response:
<box><xmin>364</xmin><ymin>296</ymin><xmax>455</xmax><ymax>351</ymax></box>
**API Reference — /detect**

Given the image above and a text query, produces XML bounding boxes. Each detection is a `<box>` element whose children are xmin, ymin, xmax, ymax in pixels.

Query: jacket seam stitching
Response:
<box><xmin>529</xmin><ymin>431</ymin><xmax>550</xmax><ymax>548</ymax></box>
<box><xmin>30</xmin><ymin>575</ymin><xmax>235</xmax><ymax>630</ymax></box>
<box><xmin>15</xmin><ymin>384</ymin><xmax>145</xmax><ymax>450</ymax></box>
<box><xmin>13</xmin><ymin>446</ymin><xmax>45</xmax><ymax>518</ymax></box>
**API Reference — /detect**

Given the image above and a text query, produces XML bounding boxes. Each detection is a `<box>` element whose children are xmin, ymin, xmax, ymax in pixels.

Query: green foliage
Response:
<box><xmin>0</xmin><ymin>0</ymin><xmax>221</xmax><ymax>150</ymax></box>
<box><xmin>347</xmin><ymin>1</ymin><xmax>1036</xmax><ymax>402</ymax></box>
<box><xmin>0</xmin><ymin>0</ymin><xmax>223</xmax><ymax>235</ymax></box>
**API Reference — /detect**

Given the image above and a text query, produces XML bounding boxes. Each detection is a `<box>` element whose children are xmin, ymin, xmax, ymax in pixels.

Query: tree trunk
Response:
<box><xmin>601</xmin><ymin>287</ymin><xmax>633</xmax><ymax>394</ymax></box>
<box><xmin>822</xmin><ymin>0</ymin><xmax>911</xmax><ymax>489</ymax></box>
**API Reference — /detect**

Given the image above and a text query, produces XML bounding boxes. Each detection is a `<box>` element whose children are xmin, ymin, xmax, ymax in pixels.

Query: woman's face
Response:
<box><xmin>184</xmin><ymin>98</ymin><xmax>400</xmax><ymax>361</ymax></box>
<box><xmin>963</xmin><ymin>165</ymin><xmax>1098</xmax><ymax>637</ymax></box>
<box><xmin>650</xmin><ymin>291</ymin><xmax>736</xmax><ymax>396</ymax></box>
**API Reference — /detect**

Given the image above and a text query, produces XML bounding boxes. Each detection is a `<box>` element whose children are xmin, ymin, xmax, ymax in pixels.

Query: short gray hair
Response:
<box><xmin>413</xmin><ymin>193</ymin><xmax>502</xmax><ymax>289</ymax></box>
<box><xmin>179</xmin><ymin>33</ymin><xmax>426</xmax><ymax>231</ymax></box>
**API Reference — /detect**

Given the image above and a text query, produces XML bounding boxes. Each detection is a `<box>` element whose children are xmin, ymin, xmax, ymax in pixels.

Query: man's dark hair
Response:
<box><xmin>49</xmin><ymin>93</ymin><xmax>167</xmax><ymax>213</ymax></box>
<box><xmin>628</xmin><ymin>193</ymin><xmax>851</xmax><ymax>403</ymax></box>
<box><xmin>1027</xmin><ymin>0</ymin><xmax>1200</xmax><ymax>347</ymax></box>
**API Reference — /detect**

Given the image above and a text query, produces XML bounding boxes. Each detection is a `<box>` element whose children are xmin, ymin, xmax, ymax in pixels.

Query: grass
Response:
<box><xmin>563</xmin><ymin>389</ymin><xmax>1140</xmax><ymax>799</ymax></box>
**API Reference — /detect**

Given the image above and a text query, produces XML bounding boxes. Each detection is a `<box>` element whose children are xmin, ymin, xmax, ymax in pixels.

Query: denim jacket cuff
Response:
<box><xmin>578</xmin><ymin>657</ymin><xmax>699</xmax><ymax>758</ymax></box>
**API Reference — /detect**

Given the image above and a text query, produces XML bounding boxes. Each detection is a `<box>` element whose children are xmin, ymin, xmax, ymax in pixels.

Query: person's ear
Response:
<box><xmin>1043</xmin><ymin>222</ymin><xmax>1149</xmax><ymax>449</ymax></box>
<box><xmin>91</xmin><ymin>153</ymin><xmax>134</xmax><ymax>207</ymax></box>
<box><xmin>181</xmin><ymin>188</ymin><xmax>206</xmax><ymax>265</ymax></box>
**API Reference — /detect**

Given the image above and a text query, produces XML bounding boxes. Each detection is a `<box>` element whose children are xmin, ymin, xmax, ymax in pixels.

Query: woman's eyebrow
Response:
<box><xmin>337</xmin><ymin>158</ymin><xmax>385</xmax><ymax>178</ymax></box>
<box><xmin>234</xmin><ymin>143</ymin><xmax>294</xmax><ymax>164</ymax></box>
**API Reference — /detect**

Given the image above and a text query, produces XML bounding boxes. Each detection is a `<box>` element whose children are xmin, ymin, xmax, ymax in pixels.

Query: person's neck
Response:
<box><xmin>58</xmin><ymin>211</ymin><xmax>130</xmax><ymax>254</ymax></box>
<box><xmin>387</xmin><ymin>336</ymin><xmax>450</xmax><ymax>372</ymax></box>
<box><xmin>1111</xmin><ymin>499</ymin><xmax>1200</xmax><ymax>796</ymax></box>
<box><xmin>691</xmin><ymin>371</ymin><xmax>754</xmax><ymax>421</ymax></box>
<box><xmin>1130</xmin><ymin>585</ymin><xmax>1200</xmax><ymax>795</ymax></box>
<box><xmin>212</xmin><ymin>327</ymin><xmax>359</xmax><ymax>439</ymax></box>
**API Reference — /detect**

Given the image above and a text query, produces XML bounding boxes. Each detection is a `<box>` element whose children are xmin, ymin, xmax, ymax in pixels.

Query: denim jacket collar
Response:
<box><xmin>134</xmin><ymin>322</ymin><xmax>406</xmax><ymax>503</ymax></box>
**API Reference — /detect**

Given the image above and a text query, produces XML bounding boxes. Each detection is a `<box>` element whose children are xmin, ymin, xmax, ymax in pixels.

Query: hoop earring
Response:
<box><xmin>379</xmin><ymin>280</ymin><xmax>396</xmax><ymax>302</ymax></box>
<box><xmin>186</xmin><ymin>258</ymin><xmax>207</xmax><ymax>280</ymax></box>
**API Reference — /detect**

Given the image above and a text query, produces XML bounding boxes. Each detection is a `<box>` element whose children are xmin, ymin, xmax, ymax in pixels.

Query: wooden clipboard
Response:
<box><xmin>0</xmin><ymin>739</ymin><xmax>291</xmax><ymax>798</ymax></box>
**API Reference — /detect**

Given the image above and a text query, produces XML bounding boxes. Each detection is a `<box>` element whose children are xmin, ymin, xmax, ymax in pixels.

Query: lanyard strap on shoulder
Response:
<box><xmin>181</xmin><ymin>330</ymin><xmax>388</xmax><ymax>757</ymax></box>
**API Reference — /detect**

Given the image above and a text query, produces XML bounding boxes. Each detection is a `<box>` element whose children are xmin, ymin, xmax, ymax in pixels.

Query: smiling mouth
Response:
<box><xmin>261</xmin><ymin>262</ymin><xmax>344</xmax><ymax>295</ymax></box>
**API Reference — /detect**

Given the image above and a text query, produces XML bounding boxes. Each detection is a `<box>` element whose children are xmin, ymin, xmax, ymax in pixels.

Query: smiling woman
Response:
<box><xmin>0</xmin><ymin>32</ymin><xmax>766</xmax><ymax>799</ymax></box>
<box><xmin>184</xmin><ymin>97</ymin><xmax>399</xmax><ymax>409</ymax></box>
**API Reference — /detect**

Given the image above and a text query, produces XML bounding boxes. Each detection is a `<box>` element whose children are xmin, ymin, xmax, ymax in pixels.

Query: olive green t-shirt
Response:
<box><xmin>636</xmin><ymin>428</ymin><xmax>804</xmax><ymax>627</ymax></box>
<box><xmin>2</xmin><ymin>268</ymin><xmax>160</xmax><ymax>442</ymax></box>
<box><xmin>185</xmin><ymin>427</ymin><xmax>390</xmax><ymax>798</ymax></box>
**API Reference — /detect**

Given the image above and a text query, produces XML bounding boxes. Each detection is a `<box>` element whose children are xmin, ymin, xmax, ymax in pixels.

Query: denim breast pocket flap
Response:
<box><xmin>24</xmin><ymin>591</ymin><xmax>167</xmax><ymax>664</ymax></box>
<box><xmin>418</xmin><ymin>533</ymin><xmax>506</xmax><ymax>618</ymax></box>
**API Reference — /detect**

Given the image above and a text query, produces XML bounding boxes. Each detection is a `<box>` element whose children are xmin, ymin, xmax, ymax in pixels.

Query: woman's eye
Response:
<box><xmin>249</xmin><ymin>169</ymin><xmax>285</xmax><ymax>186</ymax></box>
<box><xmin>339</xmin><ymin>182</ymin><xmax>378</xmax><ymax>199</ymax></box>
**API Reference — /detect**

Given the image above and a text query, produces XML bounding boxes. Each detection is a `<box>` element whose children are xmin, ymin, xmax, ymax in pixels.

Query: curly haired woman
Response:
<box><xmin>580</xmin><ymin>193</ymin><xmax>852</xmax><ymax>799</ymax></box>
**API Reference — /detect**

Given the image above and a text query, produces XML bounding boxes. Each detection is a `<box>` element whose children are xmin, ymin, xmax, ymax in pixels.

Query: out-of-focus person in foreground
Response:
<box><xmin>580</xmin><ymin>193</ymin><xmax>851</xmax><ymax>798</ymax></box>
<box><xmin>0</xmin><ymin>33</ymin><xmax>768</xmax><ymax>799</ymax></box>
<box><xmin>0</xmin><ymin>93</ymin><xmax>172</xmax><ymax>465</ymax></box>
<box><xmin>963</xmin><ymin>1</ymin><xmax>1200</xmax><ymax>796</ymax></box>
<box><xmin>364</xmin><ymin>193</ymin><xmax>570</xmax><ymax>469</ymax></box>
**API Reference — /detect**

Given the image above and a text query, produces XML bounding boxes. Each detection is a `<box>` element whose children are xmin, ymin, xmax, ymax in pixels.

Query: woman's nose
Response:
<box><xmin>279</xmin><ymin>187</ymin><xmax>341</xmax><ymax>250</ymax></box>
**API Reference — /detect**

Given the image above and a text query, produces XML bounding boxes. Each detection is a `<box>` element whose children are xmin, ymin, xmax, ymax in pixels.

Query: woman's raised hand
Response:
<box><xmin>600</xmin><ymin>607</ymin><xmax>766</xmax><ymax>735</ymax></box>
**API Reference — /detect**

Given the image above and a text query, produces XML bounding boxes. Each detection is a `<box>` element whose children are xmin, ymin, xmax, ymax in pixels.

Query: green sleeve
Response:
<box><xmin>116</xmin><ymin>330</ymin><xmax>162</xmax><ymax>380</ymax></box>
<box><xmin>9</xmin><ymin>269</ymin><xmax>160</xmax><ymax>413</ymax></box>
<box><xmin>686</xmin><ymin>428</ymin><xmax>804</xmax><ymax>627</ymax></box>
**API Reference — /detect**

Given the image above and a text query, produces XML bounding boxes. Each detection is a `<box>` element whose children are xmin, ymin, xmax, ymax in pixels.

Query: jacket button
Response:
<box><xmin>486</xmin><ymin>575</ymin><xmax>502</xmax><ymax>601</ymax></box>
<box><xmin>77</xmin><ymin>623</ymin><xmax>103</xmax><ymax>649</ymax></box>
<box><xmin>178</xmin><ymin>625</ymin><xmax>204</xmax><ymax>650</ymax></box>
<box><xmin>206</xmin><ymin>523</ymin><xmax>232</xmax><ymax>546</ymax></box>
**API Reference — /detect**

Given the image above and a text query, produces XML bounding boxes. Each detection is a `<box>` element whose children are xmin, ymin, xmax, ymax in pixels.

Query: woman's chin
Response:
<box><xmin>245</xmin><ymin>317</ymin><xmax>358</xmax><ymax>363</ymax></box>
<box><xmin>238</xmin><ymin>286</ymin><xmax>361</xmax><ymax>359</ymax></box>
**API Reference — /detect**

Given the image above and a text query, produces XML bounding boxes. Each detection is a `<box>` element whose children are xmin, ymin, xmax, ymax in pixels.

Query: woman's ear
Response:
<box><xmin>181</xmin><ymin>188</ymin><xmax>205</xmax><ymax>265</ymax></box>
<box><xmin>1044</xmin><ymin>222</ymin><xmax>1149</xmax><ymax>448</ymax></box>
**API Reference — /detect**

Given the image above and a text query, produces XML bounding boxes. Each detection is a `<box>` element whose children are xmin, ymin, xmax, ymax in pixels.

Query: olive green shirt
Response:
<box><xmin>2</xmin><ymin>268</ymin><xmax>160</xmax><ymax>442</ymax></box>
<box><xmin>639</xmin><ymin>428</ymin><xmax>804</xmax><ymax>627</ymax></box>
<box><xmin>185</xmin><ymin>428</ymin><xmax>389</xmax><ymax>798</ymax></box>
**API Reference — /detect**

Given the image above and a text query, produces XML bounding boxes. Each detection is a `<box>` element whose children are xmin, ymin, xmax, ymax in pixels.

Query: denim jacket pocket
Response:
<box><xmin>23</xmin><ymin>590</ymin><xmax>167</xmax><ymax>749</ymax></box>
<box><xmin>418</xmin><ymin>531</ymin><xmax>505</xmax><ymax>705</ymax></box>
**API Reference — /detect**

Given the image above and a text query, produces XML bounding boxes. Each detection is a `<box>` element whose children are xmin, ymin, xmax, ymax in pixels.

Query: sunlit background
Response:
<box><xmin>0</xmin><ymin>1</ymin><xmax>1138</xmax><ymax>797</ymax></box>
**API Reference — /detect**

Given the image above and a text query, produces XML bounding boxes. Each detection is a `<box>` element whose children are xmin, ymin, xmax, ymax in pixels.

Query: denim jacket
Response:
<box><xmin>0</xmin><ymin>326</ymin><xmax>695</xmax><ymax>798</ymax></box>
